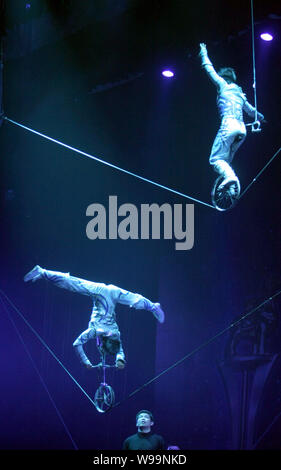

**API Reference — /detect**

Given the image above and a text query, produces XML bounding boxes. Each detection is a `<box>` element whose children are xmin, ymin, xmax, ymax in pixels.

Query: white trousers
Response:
<box><xmin>209</xmin><ymin>117</ymin><xmax>246</xmax><ymax>166</ymax></box>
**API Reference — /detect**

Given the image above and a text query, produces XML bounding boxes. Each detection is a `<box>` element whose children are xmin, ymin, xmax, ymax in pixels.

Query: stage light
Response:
<box><xmin>162</xmin><ymin>70</ymin><xmax>174</xmax><ymax>78</ymax></box>
<box><xmin>260</xmin><ymin>33</ymin><xmax>273</xmax><ymax>41</ymax></box>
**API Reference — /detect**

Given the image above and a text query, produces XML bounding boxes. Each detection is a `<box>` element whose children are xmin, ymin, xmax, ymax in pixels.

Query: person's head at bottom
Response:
<box><xmin>136</xmin><ymin>410</ymin><xmax>154</xmax><ymax>433</ymax></box>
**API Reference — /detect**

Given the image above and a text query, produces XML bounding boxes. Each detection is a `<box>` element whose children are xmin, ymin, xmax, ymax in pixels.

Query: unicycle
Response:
<box><xmin>94</xmin><ymin>382</ymin><xmax>115</xmax><ymax>413</ymax></box>
<box><xmin>92</xmin><ymin>338</ymin><xmax>116</xmax><ymax>413</ymax></box>
<box><xmin>211</xmin><ymin>176</ymin><xmax>240</xmax><ymax>211</ymax></box>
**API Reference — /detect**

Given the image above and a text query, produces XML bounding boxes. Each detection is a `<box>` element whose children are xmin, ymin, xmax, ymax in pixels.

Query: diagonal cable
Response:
<box><xmin>3</xmin><ymin>116</ymin><xmax>215</xmax><ymax>210</ymax></box>
<box><xmin>239</xmin><ymin>146</ymin><xmax>281</xmax><ymax>200</ymax></box>
<box><xmin>0</xmin><ymin>294</ymin><xmax>79</xmax><ymax>449</ymax></box>
<box><xmin>111</xmin><ymin>289</ymin><xmax>281</xmax><ymax>410</ymax></box>
<box><xmin>0</xmin><ymin>288</ymin><xmax>98</xmax><ymax>410</ymax></box>
<box><xmin>1</xmin><ymin>288</ymin><xmax>280</xmax><ymax>414</ymax></box>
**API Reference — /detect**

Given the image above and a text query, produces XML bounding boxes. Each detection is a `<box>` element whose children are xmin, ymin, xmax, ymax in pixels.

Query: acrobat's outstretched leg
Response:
<box><xmin>209</xmin><ymin>122</ymin><xmax>246</xmax><ymax>210</ymax></box>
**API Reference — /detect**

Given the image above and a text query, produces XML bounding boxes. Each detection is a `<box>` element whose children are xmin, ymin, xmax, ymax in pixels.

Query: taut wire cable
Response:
<box><xmin>239</xmin><ymin>146</ymin><xmax>281</xmax><ymax>199</ymax></box>
<box><xmin>250</xmin><ymin>0</ymin><xmax>258</xmax><ymax>124</ymax></box>
<box><xmin>3</xmin><ymin>116</ymin><xmax>215</xmax><ymax>210</ymax></box>
<box><xmin>253</xmin><ymin>404</ymin><xmax>281</xmax><ymax>449</ymax></box>
<box><xmin>0</xmin><ymin>293</ymin><xmax>79</xmax><ymax>450</ymax></box>
<box><xmin>110</xmin><ymin>288</ymin><xmax>281</xmax><ymax>411</ymax></box>
<box><xmin>0</xmin><ymin>288</ymin><xmax>98</xmax><ymax>411</ymax></box>
<box><xmin>4</xmin><ymin>116</ymin><xmax>279</xmax><ymax>212</ymax></box>
<box><xmin>1</xmin><ymin>286</ymin><xmax>280</xmax><ymax>414</ymax></box>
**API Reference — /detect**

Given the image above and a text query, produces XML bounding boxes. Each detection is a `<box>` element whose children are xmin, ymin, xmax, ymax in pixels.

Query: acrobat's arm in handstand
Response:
<box><xmin>72</xmin><ymin>327</ymin><xmax>126</xmax><ymax>370</ymax></box>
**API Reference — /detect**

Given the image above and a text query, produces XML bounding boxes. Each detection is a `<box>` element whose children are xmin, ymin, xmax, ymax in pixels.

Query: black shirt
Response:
<box><xmin>122</xmin><ymin>431</ymin><xmax>165</xmax><ymax>450</ymax></box>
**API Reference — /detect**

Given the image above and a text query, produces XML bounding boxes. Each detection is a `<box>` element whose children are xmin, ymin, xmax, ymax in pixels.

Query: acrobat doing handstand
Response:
<box><xmin>24</xmin><ymin>265</ymin><xmax>165</xmax><ymax>370</ymax></box>
<box><xmin>199</xmin><ymin>43</ymin><xmax>265</xmax><ymax>210</ymax></box>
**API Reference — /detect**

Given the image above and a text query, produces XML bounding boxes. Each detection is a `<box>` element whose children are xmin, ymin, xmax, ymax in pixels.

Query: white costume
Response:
<box><xmin>24</xmin><ymin>266</ymin><xmax>164</xmax><ymax>368</ymax></box>
<box><xmin>199</xmin><ymin>44</ymin><xmax>264</xmax><ymax>183</ymax></box>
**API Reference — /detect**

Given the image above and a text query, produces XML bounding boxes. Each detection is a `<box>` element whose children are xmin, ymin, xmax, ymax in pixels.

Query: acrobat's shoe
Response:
<box><xmin>152</xmin><ymin>303</ymin><xmax>165</xmax><ymax>323</ymax></box>
<box><xmin>218</xmin><ymin>176</ymin><xmax>239</xmax><ymax>192</ymax></box>
<box><xmin>227</xmin><ymin>183</ymin><xmax>238</xmax><ymax>197</ymax></box>
<box><xmin>24</xmin><ymin>265</ymin><xmax>44</xmax><ymax>283</ymax></box>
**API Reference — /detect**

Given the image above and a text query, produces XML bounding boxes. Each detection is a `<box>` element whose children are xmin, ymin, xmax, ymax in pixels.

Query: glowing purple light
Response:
<box><xmin>260</xmin><ymin>33</ymin><xmax>273</xmax><ymax>41</ymax></box>
<box><xmin>162</xmin><ymin>70</ymin><xmax>174</xmax><ymax>78</ymax></box>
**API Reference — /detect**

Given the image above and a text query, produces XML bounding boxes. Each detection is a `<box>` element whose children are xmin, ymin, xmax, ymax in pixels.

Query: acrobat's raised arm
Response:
<box><xmin>199</xmin><ymin>43</ymin><xmax>225</xmax><ymax>90</ymax></box>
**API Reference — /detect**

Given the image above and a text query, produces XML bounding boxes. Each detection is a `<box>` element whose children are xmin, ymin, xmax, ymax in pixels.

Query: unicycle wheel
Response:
<box><xmin>211</xmin><ymin>176</ymin><xmax>240</xmax><ymax>211</ymax></box>
<box><xmin>94</xmin><ymin>383</ymin><xmax>115</xmax><ymax>413</ymax></box>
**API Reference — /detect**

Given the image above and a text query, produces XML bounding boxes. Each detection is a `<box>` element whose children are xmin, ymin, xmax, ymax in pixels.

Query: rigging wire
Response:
<box><xmin>253</xmin><ymin>403</ymin><xmax>281</xmax><ymax>449</ymax></box>
<box><xmin>0</xmin><ymin>294</ymin><xmax>79</xmax><ymax>450</ymax></box>
<box><xmin>239</xmin><ymin>0</ymin><xmax>281</xmax><ymax>198</ymax></box>
<box><xmin>110</xmin><ymin>288</ymin><xmax>281</xmax><ymax>411</ymax></box>
<box><xmin>0</xmin><ymin>288</ymin><xmax>98</xmax><ymax>411</ymax></box>
<box><xmin>239</xmin><ymin>146</ymin><xmax>281</xmax><ymax>199</ymax></box>
<box><xmin>1</xmin><ymin>286</ymin><xmax>280</xmax><ymax>414</ymax></box>
<box><xmin>0</xmin><ymin>2</ymin><xmax>278</xmax><ymax>210</ymax></box>
<box><xmin>3</xmin><ymin>116</ymin><xmax>215</xmax><ymax>210</ymax></box>
<box><xmin>3</xmin><ymin>116</ymin><xmax>280</xmax><ymax>212</ymax></box>
<box><xmin>250</xmin><ymin>0</ymin><xmax>258</xmax><ymax>124</ymax></box>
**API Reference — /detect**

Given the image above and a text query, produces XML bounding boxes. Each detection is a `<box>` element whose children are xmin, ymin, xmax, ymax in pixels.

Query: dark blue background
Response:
<box><xmin>0</xmin><ymin>0</ymin><xmax>280</xmax><ymax>451</ymax></box>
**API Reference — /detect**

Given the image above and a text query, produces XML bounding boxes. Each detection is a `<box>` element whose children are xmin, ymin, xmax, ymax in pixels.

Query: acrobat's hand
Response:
<box><xmin>199</xmin><ymin>43</ymin><xmax>207</xmax><ymax>56</ymax></box>
<box><xmin>251</xmin><ymin>119</ymin><xmax>265</xmax><ymax>133</ymax></box>
<box><xmin>116</xmin><ymin>359</ymin><xmax>125</xmax><ymax>370</ymax></box>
